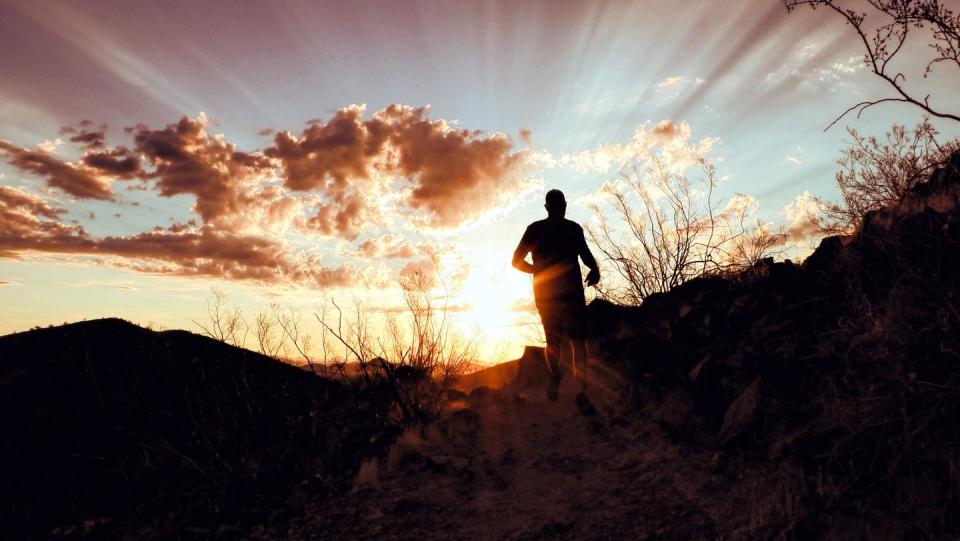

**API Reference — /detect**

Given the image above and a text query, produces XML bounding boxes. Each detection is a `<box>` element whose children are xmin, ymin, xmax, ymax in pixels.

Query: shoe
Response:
<box><xmin>546</xmin><ymin>371</ymin><xmax>561</xmax><ymax>402</ymax></box>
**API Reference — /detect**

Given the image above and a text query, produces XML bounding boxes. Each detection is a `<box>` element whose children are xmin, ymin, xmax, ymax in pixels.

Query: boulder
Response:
<box><xmin>513</xmin><ymin>345</ymin><xmax>551</xmax><ymax>390</ymax></box>
<box><xmin>718</xmin><ymin>378</ymin><xmax>761</xmax><ymax>446</ymax></box>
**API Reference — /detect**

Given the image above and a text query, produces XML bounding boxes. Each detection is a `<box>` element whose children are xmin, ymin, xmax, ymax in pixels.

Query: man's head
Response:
<box><xmin>544</xmin><ymin>189</ymin><xmax>566</xmax><ymax>218</ymax></box>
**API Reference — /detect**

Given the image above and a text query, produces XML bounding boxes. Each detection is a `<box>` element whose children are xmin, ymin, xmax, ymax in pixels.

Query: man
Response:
<box><xmin>512</xmin><ymin>189</ymin><xmax>600</xmax><ymax>401</ymax></box>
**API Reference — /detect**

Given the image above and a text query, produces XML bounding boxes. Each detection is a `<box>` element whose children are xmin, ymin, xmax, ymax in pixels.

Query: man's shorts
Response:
<box><xmin>535</xmin><ymin>296</ymin><xmax>587</xmax><ymax>342</ymax></box>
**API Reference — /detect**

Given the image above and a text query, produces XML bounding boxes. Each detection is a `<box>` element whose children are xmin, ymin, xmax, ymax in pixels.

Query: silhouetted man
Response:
<box><xmin>512</xmin><ymin>189</ymin><xmax>600</xmax><ymax>401</ymax></box>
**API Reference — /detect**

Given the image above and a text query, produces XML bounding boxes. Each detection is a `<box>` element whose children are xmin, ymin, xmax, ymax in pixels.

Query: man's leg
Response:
<box><xmin>572</xmin><ymin>338</ymin><xmax>588</xmax><ymax>391</ymax></box>
<box><xmin>543</xmin><ymin>325</ymin><xmax>564</xmax><ymax>401</ymax></box>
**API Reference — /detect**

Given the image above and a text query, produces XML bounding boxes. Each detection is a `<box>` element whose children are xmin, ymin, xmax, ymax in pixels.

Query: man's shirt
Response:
<box><xmin>517</xmin><ymin>218</ymin><xmax>592</xmax><ymax>303</ymax></box>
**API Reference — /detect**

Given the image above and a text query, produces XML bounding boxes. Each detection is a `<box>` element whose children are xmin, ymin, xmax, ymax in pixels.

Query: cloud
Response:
<box><xmin>36</xmin><ymin>139</ymin><xmax>63</xmax><ymax>153</ymax></box>
<box><xmin>267</xmin><ymin>104</ymin><xmax>529</xmax><ymax>230</ymax></box>
<box><xmin>67</xmin><ymin>279</ymin><xmax>137</xmax><ymax>291</ymax></box>
<box><xmin>351</xmin><ymin>234</ymin><xmax>419</xmax><ymax>260</ymax></box>
<box><xmin>0</xmin><ymin>186</ymin><xmax>66</xmax><ymax>219</ymax></box>
<box><xmin>557</xmin><ymin>119</ymin><xmax>715</xmax><ymax>174</ymax></box>
<box><xmin>722</xmin><ymin>193</ymin><xmax>759</xmax><ymax>217</ymax></box>
<box><xmin>656</xmin><ymin>76</ymin><xmax>687</xmax><ymax>90</ymax></box>
<box><xmin>267</xmin><ymin>105</ymin><xmax>384</xmax><ymax>193</ymax></box>
<box><xmin>380</xmin><ymin>105</ymin><xmax>527</xmax><ymax>227</ymax></box>
<box><xmin>783</xmin><ymin>191</ymin><xmax>824</xmax><ymax>244</ymax></box>
<box><xmin>786</xmin><ymin>155</ymin><xmax>802</xmax><ymax>165</ymax></box>
<box><xmin>399</xmin><ymin>257</ymin><xmax>439</xmax><ymax>288</ymax></box>
<box><xmin>131</xmin><ymin>113</ymin><xmax>275</xmax><ymax>229</ymax></box>
<box><xmin>654</xmin><ymin>76</ymin><xmax>705</xmax><ymax>96</ymax></box>
<box><xmin>0</xmin><ymin>188</ymin><xmax>354</xmax><ymax>288</ymax></box>
<box><xmin>299</xmin><ymin>192</ymin><xmax>377</xmax><ymax>240</ymax></box>
<box><xmin>519</xmin><ymin>128</ymin><xmax>532</xmax><ymax>145</ymax></box>
<box><xmin>0</xmin><ymin>140</ymin><xmax>114</xmax><ymax>200</ymax></box>
<box><xmin>0</xmin><ymin>186</ymin><xmax>81</xmax><ymax>257</ymax></box>
<box><xmin>59</xmin><ymin>120</ymin><xmax>108</xmax><ymax>150</ymax></box>
<box><xmin>0</xmin><ymin>105</ymin><xmax>533</xmax><ymax>289</ymax></box>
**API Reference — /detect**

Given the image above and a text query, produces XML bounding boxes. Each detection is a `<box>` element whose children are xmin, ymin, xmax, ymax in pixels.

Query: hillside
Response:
<box><xmin>585</xmin><ymin>150</ymin><xmax>960</xmax><ymax>536</ymax></box>
<box><xmin>0</xmin><ymin>319</ymin><xmax>393</xmax><ymax>539</ymax></box>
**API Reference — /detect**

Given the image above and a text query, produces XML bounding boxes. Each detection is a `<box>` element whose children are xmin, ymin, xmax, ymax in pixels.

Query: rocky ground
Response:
<box><xmin>257</xmin><ymin>365</ymin><xmax>817</xmax><ymax>541</ymax></box>
<box><xmin>263</xmin><ymin>378</ymin><xmax>706</xmax><ymax>540</ymax></box>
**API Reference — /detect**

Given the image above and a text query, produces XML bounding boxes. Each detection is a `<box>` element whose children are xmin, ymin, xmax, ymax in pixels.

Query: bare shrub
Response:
<box><xmin>254</xmin><ymin>311</ymin><xmax>286</xmax><ymax>359</ymax></box>
<box><xmin>270</xmin><ymin>303</ymin><xmax>314</xmax><ymax>371</ymax></box>
<box><xmin>809</xmin><ymin>119</ymin><xmax>960</xmax><ymax>234</ymax></box>
<box><xmin>190</xmin><ymin>287</ymin><xmax>248</xmax><ymax>348</ymax></box>
<box><xmin>316</xmin><ymin>269</ymin><xmax>475</xmax><ymax>425</ymax></box>
<box><xmin>587</xmin><ymin>157</ymin><xmax>785</xmax><ymax>305</ymax></box>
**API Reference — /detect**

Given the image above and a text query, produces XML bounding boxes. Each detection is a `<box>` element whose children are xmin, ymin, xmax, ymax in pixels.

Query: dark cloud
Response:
<box><xmin>267</xmin><ymin>104</ymin><xmax>527</xmax><ymax>230</ymax></box>
<box><xmin>131</xmin><ymin>114</ymin><xmax>273</xmax><ymax>227</ymax></box>
<box><xmin>267</xmin><ymin>105</ymin><xmax>386</xmax><ymax>193</ymax></box>
<box><xmin>0</xmin><ymin>140</ymin><xmax>114</xmax><ymax>200</ymax></box>
<box><xmin>60</xmin><ymin>121</ymin><xmax>108</xmax><ymax>150</ymax></box>
<box><xmin>0</xmin><ymin>189</ymin><xmax>352</xmax><ymax>288</ymax></box>
<box><xmin>376</xmin><ymin>104</ymin><xmax>525</xmax><ymax>227</ymax></box>
<box><xmin>0</xmin><ymin>186</ymin><xmax>65</xmax><ymax>219</ymax></box>
<box><xmin>0</xmin><ymin>187</ymin><xmax>85</xmax><ymax>257</ymax></box>
<box><xmin>82</xmin><ymin>147</ymin><xmax>141</xmax><ymax>178</ymax></box>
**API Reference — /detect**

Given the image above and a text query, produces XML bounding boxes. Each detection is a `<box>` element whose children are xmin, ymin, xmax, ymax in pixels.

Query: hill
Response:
<box><xmin>0</xmin><ymin>318</ymin><xmax>393</xmax><ymax>539</ymax></box>
<box><xmin>585</xmin><ymin>150</ymin><xmax>960</xmax><ymax>536</ymax></box>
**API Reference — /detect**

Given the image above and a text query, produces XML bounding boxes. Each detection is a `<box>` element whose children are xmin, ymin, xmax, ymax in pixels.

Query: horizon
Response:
<box><xmin>2</xmin><ymin>0</ymin><xmax>960</xmax><ymax>364</ymax></box>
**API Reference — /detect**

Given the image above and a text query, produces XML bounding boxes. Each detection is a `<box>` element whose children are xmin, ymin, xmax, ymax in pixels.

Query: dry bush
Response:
<box><xmin>587</xmin><ymin>157</ymin><xmax>785</xmax><ymax>305</ymax></box>
<box><xmin>315</xmin><ymin>270</ymin><xmax>475</xmax><ymax>425</ymax></box>
<box><xmin>810</xmin><ymin>119</ymin><xmax>960</xmax><ymax>234</ymax></box>
<box><xmin>190</xmin><ymin>287</ymin><xmax>248</xmax><ymax>348</ymax></box>
<box><xmin>270</xmin><ymin>303</ymin><xmax>315</xmax><ymax>371</ymax></box>
<box><xmin>254</xmin><ymin>311</ymin><xmax>286</xmax><ymax>359</ymax></box>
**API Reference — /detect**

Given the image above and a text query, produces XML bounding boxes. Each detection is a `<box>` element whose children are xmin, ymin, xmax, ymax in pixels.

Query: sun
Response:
<box><xmin>448</xmin><ymin>251</ymin><xmax>535</xmax><ymax>360</ymax></box>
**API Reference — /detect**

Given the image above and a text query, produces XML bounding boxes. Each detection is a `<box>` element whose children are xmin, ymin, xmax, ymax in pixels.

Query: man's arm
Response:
<box><xmin>512</xmin><ymin>228</ymin><xmax>537</xmax><ymax>274</ymax></box>
<box><xmin>578</xmin><ymin>227</ymin><xmax>600</xmax><ymax>286</ymax></box>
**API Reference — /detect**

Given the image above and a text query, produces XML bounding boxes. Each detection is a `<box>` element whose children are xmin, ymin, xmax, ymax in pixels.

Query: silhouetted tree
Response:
<box><xmin>785</xmin><ymin>0</ymin><xmax>960</xmax><ymax>129</ymax></box>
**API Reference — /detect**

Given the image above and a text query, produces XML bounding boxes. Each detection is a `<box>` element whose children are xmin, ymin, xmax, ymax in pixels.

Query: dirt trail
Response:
<box><xmin>256</xmin><ymin>372</ymin><xmax>744</xmax><ymax>541</ymax></box>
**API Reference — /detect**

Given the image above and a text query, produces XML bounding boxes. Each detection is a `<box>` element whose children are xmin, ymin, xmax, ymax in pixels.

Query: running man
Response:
<box><xmin>512</xmin><ymin>189</ymin><xmax>600</xmax><ymax>401</ymax></box>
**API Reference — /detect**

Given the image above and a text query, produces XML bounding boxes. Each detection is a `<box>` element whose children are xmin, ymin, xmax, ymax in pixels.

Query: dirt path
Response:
<box><xmin>252</xmin><ymin>371</ymin><xmax>739</xmax><ymax>541</ymax></box>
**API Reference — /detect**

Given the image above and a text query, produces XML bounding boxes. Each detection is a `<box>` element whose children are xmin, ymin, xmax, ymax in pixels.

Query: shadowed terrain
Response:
<box><xmin>0</xmin><ymin>319</ymin><xmax>395</xmax><ymax>539</ymax></box>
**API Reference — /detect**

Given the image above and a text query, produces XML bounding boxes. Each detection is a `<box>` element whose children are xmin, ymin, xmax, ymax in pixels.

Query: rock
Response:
<box><xmin>512</xmin><ymin>345</ymin><xmax>552</xmax><ymax>390</ymax></box>
<box><xmin>718</xmin><ymin>378</ymin><xmax>761</xmax><ymax>446</ymax></box>
<box><xmin>439</xmin><ymin>408</ymin><xmax>480</xmax><ymax>443</ymax></box>
<box><xmin>469</xmin><ymin>385</ymin><xmax>494</xmax><ymax>404</ymax></box>
<box><xmin>442</xmin><ymin>388</ymin><xmax>468</xmax><ymax>402</ymax></box>
<box><xmin>426</xmin><ymin>454</ymin><xmax>470</xmax><ymax>474</ymax></box>
<box><xmin>393</xmin><ymin>497</ymin><xmax>423</xmax><ymax>513</ymax></box>
<box><xmin>267</xmin><ymin>508</ymin><xmax>291</xmax><ymax>528</ymax></box>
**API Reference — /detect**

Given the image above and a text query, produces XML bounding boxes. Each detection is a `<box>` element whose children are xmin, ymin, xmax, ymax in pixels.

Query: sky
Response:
<box><xmin>2</xmin><ymin>0</ymin><xmax>959</xmax><ymax>363</ymax></box>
